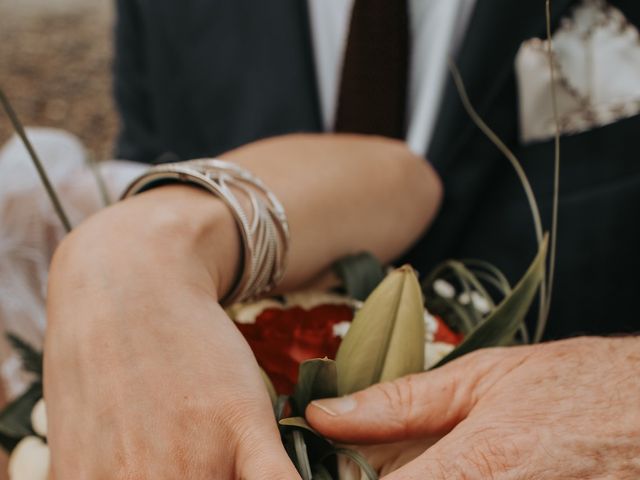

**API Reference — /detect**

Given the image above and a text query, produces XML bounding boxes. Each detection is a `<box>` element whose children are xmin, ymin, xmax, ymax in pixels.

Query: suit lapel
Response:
<box><xmin>427</xmin><ymin>0</ymin><xmax>575</xmax><ymax>166</ymax></box>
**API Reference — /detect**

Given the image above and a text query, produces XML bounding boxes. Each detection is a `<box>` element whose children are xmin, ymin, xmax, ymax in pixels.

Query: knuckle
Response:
<box><xmin>374</xmin><ymin>375</ymin><xmax>420</xmax><ymax>431</ymax></box>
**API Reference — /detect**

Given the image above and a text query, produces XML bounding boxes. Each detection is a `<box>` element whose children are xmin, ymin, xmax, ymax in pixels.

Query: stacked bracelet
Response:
<box><xmin>120</xmin><ymin>159</ymin><xmax>290</xmax><ymax>306</ymax></box>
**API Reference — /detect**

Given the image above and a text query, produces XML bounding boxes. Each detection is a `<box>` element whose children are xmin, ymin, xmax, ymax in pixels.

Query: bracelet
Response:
<box><xmin>120</xmin><ymin>159</ymin><xmax>290</xmax><ymax>306</ymax></box>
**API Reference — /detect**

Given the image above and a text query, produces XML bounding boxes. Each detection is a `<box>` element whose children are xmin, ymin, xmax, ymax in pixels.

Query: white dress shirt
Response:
<box><xmin>307</xmin><ymin>0</ymin><xmax>477</xmax><ymax>154</ymax></box>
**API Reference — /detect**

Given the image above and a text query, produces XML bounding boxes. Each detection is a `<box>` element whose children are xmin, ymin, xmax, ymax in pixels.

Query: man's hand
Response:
<box><xmin>307</xmin><ymin>337</ymin><xmax>640</xmax><ymax>479</ymax></box>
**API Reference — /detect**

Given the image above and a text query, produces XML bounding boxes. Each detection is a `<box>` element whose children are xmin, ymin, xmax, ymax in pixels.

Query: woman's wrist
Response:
<box><xmin>50</xmin><ymin>184</ymin><xmax>241</xmax><ymax>306</ymax></box>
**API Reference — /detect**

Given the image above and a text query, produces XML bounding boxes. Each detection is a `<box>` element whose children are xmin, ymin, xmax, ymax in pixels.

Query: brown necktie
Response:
<box><xmin>334</xmin><ymin>0</ymin><xmax>409</xmax><ymax>139</ymax></box>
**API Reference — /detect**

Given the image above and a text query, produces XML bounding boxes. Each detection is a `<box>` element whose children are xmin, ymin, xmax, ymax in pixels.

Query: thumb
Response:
<box><xmin>306</xmin><ymin>348</ymin><xmax>512</xmax><ymax>444</ymax></box>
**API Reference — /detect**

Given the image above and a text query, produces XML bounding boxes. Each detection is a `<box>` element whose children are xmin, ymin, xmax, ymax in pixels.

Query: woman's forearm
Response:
<box><xmin>44</xmin><ymin>133</ymin><xmax>442</xmax><ymax>477</ymax></box>
<box><xmin>52</xmin><ymin>133</ymin><xmax>441</xmax><ymax>301</ymax></box>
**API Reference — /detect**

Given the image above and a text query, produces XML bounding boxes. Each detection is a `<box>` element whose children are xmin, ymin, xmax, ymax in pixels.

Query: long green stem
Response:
<box><xmin>448</xmin><ymin>60</ymin><xmax>548</xmax><ymax>343</ymax></box>
<box><xmin>0</xmin><ymin>87</ymin><xmax>73</xmax><ymax>232</ymax></box>
<box><xmin>536</xmin><ymin>0</ymin><xmax>561</xmax><ymax>342</ymax></box>
<box><xmin>87</xmin><ymin>153</ymin><xmax>112</xmax><ymax>206</ymax></box>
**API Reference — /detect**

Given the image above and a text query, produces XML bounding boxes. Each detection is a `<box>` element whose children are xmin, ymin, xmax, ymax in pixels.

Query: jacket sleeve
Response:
<box><xmin>113</xmin><ymin>0</ymin><xmax>160</xmax><ymax>163</ymax></box>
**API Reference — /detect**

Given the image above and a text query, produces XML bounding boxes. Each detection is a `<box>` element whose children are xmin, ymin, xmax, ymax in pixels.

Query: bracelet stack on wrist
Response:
<box><xmin>120</xmin><ymin>159</ymin><xmax>290</xmax><ymax>305</ymax></box>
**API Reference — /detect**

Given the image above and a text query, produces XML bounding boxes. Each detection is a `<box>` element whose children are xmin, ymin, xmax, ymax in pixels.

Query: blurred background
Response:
<box><xmin>0</xmin><ymin>0</ymin><xmax>118</xmax><ymax>160</ymax></box>
<box><xmin>0</xmin><ymin>1</ymin><xmax>118</xmax><ymax>475</ymax></box>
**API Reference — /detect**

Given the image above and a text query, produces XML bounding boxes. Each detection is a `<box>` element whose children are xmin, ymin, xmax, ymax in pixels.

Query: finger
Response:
<box><xmin>306</xmin><ymin>347</ymin><xmax>520</xmax><ymax>444</ymax></box>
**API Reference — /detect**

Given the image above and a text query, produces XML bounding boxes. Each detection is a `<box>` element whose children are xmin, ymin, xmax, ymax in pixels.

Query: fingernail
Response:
<box><xmin>311</xmin><ymin>396</ymin><xmax>357</xmax><ymax>416</ymax></box>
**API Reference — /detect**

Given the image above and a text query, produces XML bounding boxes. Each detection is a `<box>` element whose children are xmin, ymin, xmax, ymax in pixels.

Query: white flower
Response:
<box><xmin>423</xmin><ymin>311</ymin><xmax>439</xmax><ymax>343</ymax></box>
<box><xmin>332</xmin><ymin>321</ymin><xmax>352</xmax><ymax>338</ymax></box>
<box><xmin>228</xmin><ymin>299</ymin><xmax>283</xmax><ymax>324</ymax></box>
<box><xmin>424</xmin><ymin>342</ymin><xmax>456</xmax><ymax>370</ymax></box>
<box><xmin>30</xmin><ymin>399</ymin><xmax>47</xmax><ymax>438</ymax></box>
<box><xmin>228</xmin><ymin>289</ymin><xmax>356</xmax><ymax>325</ymax></box>
<box><xmin>8</xmin><ymin>436</ymin><xmax>50</xmax><ymax>480</ymax></box>
<box><xmin>433</xmin><ymin>279</ymin><xmax>456</xmax><ymax>299</ymax></box>
<box><xmin>458</xmin><ymin>291</ymin><xmax>492</xmax><ymax>315</ymax></box>
<box><xmin>284</xmin><ymin>290</ymin><xmax>355</xmax><ymax>310</ymax></box>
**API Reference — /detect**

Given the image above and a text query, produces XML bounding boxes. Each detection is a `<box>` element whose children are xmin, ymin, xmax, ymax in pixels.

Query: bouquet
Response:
<box><xmin>0</xmin><ymin>242</ymin><xmax>547</xmax><ymax>479</ymax></box>
<box><xmin>0</xmin><ymin>1</ymin><xmax>560</xmax><ymax>473</ymax></box>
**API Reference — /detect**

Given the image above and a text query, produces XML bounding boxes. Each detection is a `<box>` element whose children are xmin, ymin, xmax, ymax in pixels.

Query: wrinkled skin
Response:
<box><xmin>308</xmin><ymin>337</ymin><xmax>640</xmax><ymax>479</ymax></box>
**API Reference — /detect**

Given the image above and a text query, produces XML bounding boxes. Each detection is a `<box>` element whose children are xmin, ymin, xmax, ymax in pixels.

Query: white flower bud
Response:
<box><xmin>471</xmin><ymin>291</ymin><xmax>491</xmax><ymax>315</ymax></box>
<box><xmin>332</xmin><ymin>321</ymin><xmax>352</xmax><ymax>338</ymax></box>
<box><xmin>424</xmin><ymin>342</ymin><xmax>456</xmax><ymax>370</ymax></box>
<box><xmin>232</xmin><ymin>299</ymin><xmax>283</xmax><ymax>324</ymax></box>
<box><xmin>458</xmin><ymin>291</ymin><xmax>471</xmax><ymax>305</ymax></box>
<box><xmin>30</xmin><ymin>399</ymin><xmax>47</xmax><ymax>438</ymax></box>
<box><xmin>433</xmin><ymin>279</ymin><xmax>456</xmax><ymax>299</ymax></box>
<box><xmin>458</xmin><ymin>291</ymin><xmax>492</xmax><ymax>315</ymax></box>
<box><xmin>284</xmin><ymin>290</ymin><xmax>354</xmax><ymax>310</ymax></box>
<box><xmin>8</xmin><ymin>436</ymin><xmax>50</xmax><ymax>480</ymax></box>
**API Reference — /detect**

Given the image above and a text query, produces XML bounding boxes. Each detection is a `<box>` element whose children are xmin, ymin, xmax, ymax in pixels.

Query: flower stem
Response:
<box><xmin>0</xmin><ymin>87</ymin><xmax>72</xmax><ymax>232</ymax></box>
<box><xmin>537</xmin><ymin>0</ymin><xmax>561</xmax><ymax>342</ymax></box>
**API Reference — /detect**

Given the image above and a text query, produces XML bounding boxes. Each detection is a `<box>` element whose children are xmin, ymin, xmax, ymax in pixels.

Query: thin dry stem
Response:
<box><xmin>87</xmin><ymin>153</ymin><xmax>112</xmax><ymax>206</ymax></box>
<box><xmin>537</xmin><ymin>0</ymin><xmax>562</xmax><ymax>342</ymax></box>
<box><xmin>448</xmin><ymin>59</ymin><xmax>548</xmax><ymax>343</ymax></box>
<box><xmin>0</xmin><ymin>86</ymin><xmax>73</xmax><ymax>232</ymax></box>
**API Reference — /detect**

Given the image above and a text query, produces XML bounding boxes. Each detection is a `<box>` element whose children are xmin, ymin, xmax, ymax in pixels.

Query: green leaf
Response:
<box><xmin>311</xmin><ymin>463</ymin><xmax>334</xmax><ymax>480</ymax></box>
<box><xmin>292</xmin><ymin>429</ymin><xmax>313</xmax><ymax>480</ymax></box>
<box><xmin>333</xmin><ymin>252</ymin><xmax>386</xmax><ymax>301</ymax></box>
<box><xmin>279</xmin><ymin>417</ymin><xmax>321</xmax><ymax>436</ymax></box>
<box><xmin>333</xmin><ymin>448</ymin><xmax>379</xmax><ymax>480</ymax></box>
<box><xmin>336</xmin><ymin>266</ymin><xmax>425</xmax><ymax>396</ymax></box>
<box><xmin>0</xmin><ymin>382</ymin><xmax>42</xmax><ymax>452</ymax></box>
<box><xmin>6</xmin><ymin>334</ymin><xmax>43</xmax><ymax>377</ymax></box>
<box><xmin>434</xmin><ymin>235</ymin><xmax>548</xmax><ymax>368</ymax></box>
<box><xmin>259</xmin><ymin>367</ymin><xmax>278</xmax><ymax>409</ymax></box>
<box><xmin>292</xmin><ymin>359</ymin><xmax>337</xmax><ymax>415</ymax></box>
<box><xmin>275</xmin><ymin>395</ymin><xmax>289</xmax><ymax>422</ymax></box>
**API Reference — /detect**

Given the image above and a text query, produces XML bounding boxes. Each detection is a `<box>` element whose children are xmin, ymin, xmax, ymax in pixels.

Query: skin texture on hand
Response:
<box><xmin>307</xmin><ymin>337</ymin><xmax>640</xmax><ymax>479</ymax></box>
<box><xmin>44</xmin><ymin>134</ymin><xmax>441</xmax><ymax>478</ymax></box>
<box><xmin>45</xmin><ymin>214</ymin><xmax>299</xmax><ymax>478</ymax></box>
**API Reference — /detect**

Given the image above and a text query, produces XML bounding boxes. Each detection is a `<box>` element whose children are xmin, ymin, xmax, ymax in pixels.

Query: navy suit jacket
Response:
<box><xmin>114</xmin><ymin>0</ymin><xmax>640</xmax><ymax>339</ymax></box>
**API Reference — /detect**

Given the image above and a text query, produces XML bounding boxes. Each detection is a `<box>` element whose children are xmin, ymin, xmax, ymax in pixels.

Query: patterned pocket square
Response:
<box><xmin>516</xmin><ymin>0</ymin><xmax>640</xmax><ymax>144</ymax></box>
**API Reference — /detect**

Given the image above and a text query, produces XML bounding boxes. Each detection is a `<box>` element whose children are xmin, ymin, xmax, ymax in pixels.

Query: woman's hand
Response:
<box><xmin>44</xmin><ymin>134</ymin><xmax>442</xmax><ymax>478</ymax></box>
<box><xmin>307</xmin><ymin>337</ymin><xmax>640</xmax><ymax>479</ymax></box>
<box><xmin>45</xmin><ymin>187</ymin><xmax>299</xmax><ymax>478</ymax></box>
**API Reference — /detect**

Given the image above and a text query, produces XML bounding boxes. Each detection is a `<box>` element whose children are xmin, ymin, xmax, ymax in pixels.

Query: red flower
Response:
<box><xmin>236</xmin><ymin>304</ymin><xmax>354</xmax><ymax>395</ymax></box>
<box><xmin>434</xmin><ymin>315</ymin><xmax>464</xmax><ymax>345</ymax></box>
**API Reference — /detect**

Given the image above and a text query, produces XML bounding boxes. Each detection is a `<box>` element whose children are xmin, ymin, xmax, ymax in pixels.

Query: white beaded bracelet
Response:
<box><xmin>120</xmin><ymin>159</ymin><xmax>290</xmax><ymax>306</ymax></box>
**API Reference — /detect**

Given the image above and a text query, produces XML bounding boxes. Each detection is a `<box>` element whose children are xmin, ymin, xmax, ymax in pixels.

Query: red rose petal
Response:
<box><xmin>236</xmin><ymin>304</ymin><xmax>354</xmax><ymax>395</ymax></box>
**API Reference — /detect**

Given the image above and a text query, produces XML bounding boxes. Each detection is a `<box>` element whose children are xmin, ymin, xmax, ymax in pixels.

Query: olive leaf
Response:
<box><xmin>311</xmin><ymin>464</ymin><xmax>334</xmax><ymax>479</ymax></box>
<box><xmin>292</xmin><ymin>429</ymin><xmax>313</xmax><ymax>480</ymax></box>
<box><xmin>0</xmin><ymin>382</ymin><xmax>42</xmax><ymax>452</ymax></box>
<box><xmin>259</xmin><ymin>368</ymin><xmax>278</xmax><ymax>409</ymax></box>
<box><xmin>334</xmin><ymin>449</ymin><xmax>379</xmax><ymax>480</ymax></box>
<box><xmin>292</xmin><ymin>358</ymin><xmax>337</xmax><ymax>415</ymax></box>
<box><xmin>333</xmin><ymin>252</ymin><xmax>386</xmax><ymax>301</ymax></box>
<box><xmin>434</xmin><ymin>235</ymin><xmax>549</xmax><ymax>368</ymax></box>
<box><xmin>6</xmin><ymin>333</ymin><xmax>43</xmax><ymax>378</ymax></box>
<box><xmin>336</xmin><ymin>266</ymin><xmax>425</xmax><ymax>396</ymax></box>
<box><xmin>279</xmin><ymin>416</ymin><xmax>321</xmax><ymax>436</ymax></box>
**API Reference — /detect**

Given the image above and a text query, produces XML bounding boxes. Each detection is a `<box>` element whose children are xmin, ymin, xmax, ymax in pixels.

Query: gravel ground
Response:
<box><xmin>0</xmin><ymin>3</ymin><xmax>116</xmax><ymax>474</ymax></box>
<box><xmin>0</xmin><ymin>0</ymin><xmax>118</xmax><ymax>160</ymax></box>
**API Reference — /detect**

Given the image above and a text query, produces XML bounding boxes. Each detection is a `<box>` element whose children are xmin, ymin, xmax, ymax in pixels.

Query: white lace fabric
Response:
<box><xmin>0</xmin><ymin>128</ymin><xmax>145</xmax><ymax>397</ymax></box>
